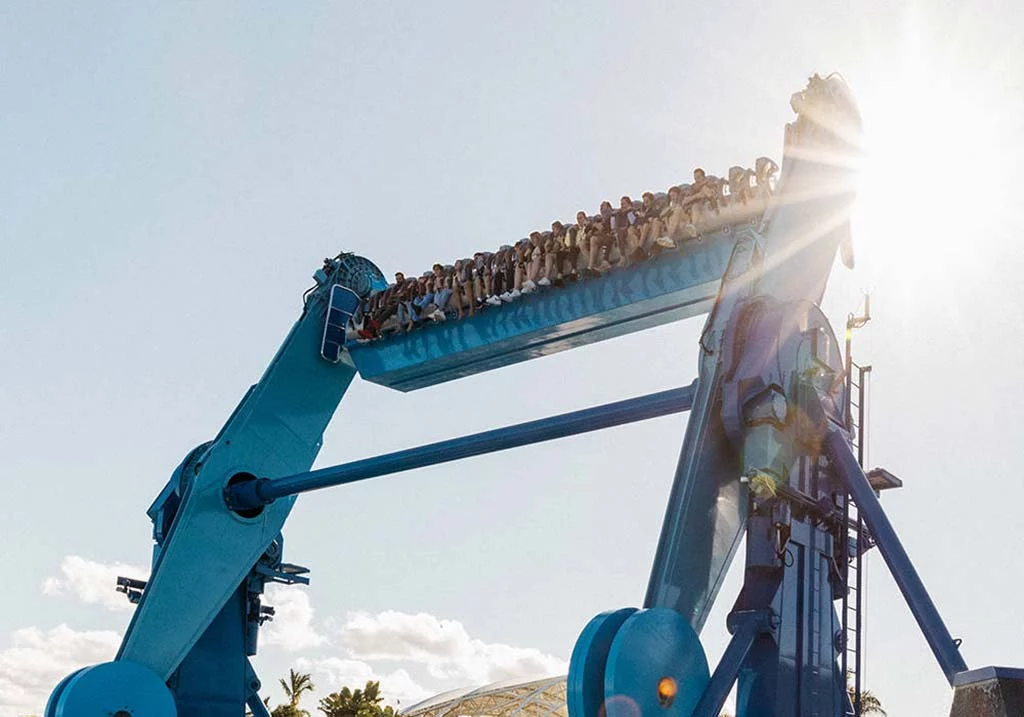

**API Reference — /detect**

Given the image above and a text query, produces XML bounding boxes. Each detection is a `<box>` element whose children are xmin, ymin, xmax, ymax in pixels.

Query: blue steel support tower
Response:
<box><xmin>43</xmin><ymin>75</ymin><xmax>1018</xmax><ymax>717</ymax></box>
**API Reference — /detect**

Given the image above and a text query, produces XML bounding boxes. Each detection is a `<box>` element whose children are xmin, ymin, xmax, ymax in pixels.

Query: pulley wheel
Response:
<box><xmin>604</xmin><ymin>608</ymin><xmax>710</xmax><ymax>717</ymax></box>
<box><xmin>45</xmin><ymin>660</ymin><xmax>177</xmax><ymax>717</ymax></box>
<box><xmin>567</xmin><ymin>608</ymin><xmax>638</xmax><ymax>717</ymax></box>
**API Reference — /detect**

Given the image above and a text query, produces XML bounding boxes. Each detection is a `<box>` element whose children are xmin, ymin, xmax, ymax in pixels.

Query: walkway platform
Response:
<box><xmin>347</xmin><ymin>229</ymin><xmax>745</xmax><ymax>391</ymax></box>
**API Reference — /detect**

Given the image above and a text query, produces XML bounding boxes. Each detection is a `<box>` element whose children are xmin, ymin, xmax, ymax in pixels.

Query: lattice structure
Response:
<box><xmin>402</xmin><ymin>677</ymin><xmax>568</xmax><ymax>717</ymax></box>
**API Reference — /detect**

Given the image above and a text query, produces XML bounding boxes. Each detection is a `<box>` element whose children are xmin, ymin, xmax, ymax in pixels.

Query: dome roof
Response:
<box><xmin>401</xmin><ymin>675</ymin><xmax>567</xmax><ymax>717</ymax></box>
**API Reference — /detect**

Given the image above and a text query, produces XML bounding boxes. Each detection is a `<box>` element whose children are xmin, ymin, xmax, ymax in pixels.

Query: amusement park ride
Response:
<box><xmin>42</xmin><ymin>74</ymin><xmax>1023</xmax><ymax>716</ymax></box>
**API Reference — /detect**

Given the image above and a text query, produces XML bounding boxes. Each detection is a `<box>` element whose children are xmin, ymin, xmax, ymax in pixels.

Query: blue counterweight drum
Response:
<box><xmin>45</xmin><ymin>661</ymin><xmax>176</xmax><ymax>717</ymax></box>
<box><xmin>567</xmin><ymin>609</ymin><xmax>638</xmax><ymax>717</ymax></box>
<box><xmin>569</xmin><ymin>608</ymin><xmax>710</xmax><ymax>717</ymax></box>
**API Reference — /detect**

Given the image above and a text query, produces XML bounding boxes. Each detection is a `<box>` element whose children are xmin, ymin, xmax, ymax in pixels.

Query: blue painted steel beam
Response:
<box><xmin>348</xmin><ymin>233</ymin><xmax>740</xmax><ymax>391</ymax></box>
<box><xmin>692</xmin><ymin>610</ymin><xmax>771</xmax><ymax>717</ymax></box>
<box><xmin>227</xmin><ymin>382</ymin><xmax>697</xmax><ymax>511</ymax></box>
<box><xmin>825</xmin><ymin>427</ymin><xmax>968</xmax><ymax>684</ymax></box>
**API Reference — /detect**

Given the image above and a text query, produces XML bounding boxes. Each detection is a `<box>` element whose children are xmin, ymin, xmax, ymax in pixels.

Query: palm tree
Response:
<box><xmin>857</xmin><ymin>689</ymin><xmax>887</xmax><ymax>716</ymax></box>
<box><xmin>318</xmin><ymin>680</ymin><xmax>398</xmax><ymax>717</ymax></box>
<box><xmin>847</xmin><ymin>670</ymin><xmax>887</xmax><ymax>716</ymax></box>
<box><xmin>278</xmin><ymin>669</ymin><xmax>315</xmax><ymax>716</ymax></box>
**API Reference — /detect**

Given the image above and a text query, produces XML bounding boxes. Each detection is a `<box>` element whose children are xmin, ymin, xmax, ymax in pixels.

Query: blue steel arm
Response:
<box><xmin>115</xmin><ymin>264</ymin><xmax>380</xmax><ymax>680</ymax></box>
<box><xmin>227</xmin><ymin>382</ymin><xmax>697</xmax><ymax>511</ymax></box>
<box><xmin>644</xmin><ymin>74</ymin><xmax>863</xmax><ymax>632</ymax></box>
<box><xmin>824</xmin><ymin>427</ymin><xmax>968</xmax><ymax>684</ymax></box>
<box><xmin>642</xmin><ymin>233</ymin><xmax>761</xmax><ymax>631</ymax></box>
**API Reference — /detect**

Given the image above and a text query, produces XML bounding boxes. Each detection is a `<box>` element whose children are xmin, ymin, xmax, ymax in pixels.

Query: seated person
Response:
<box><xmin>505</xmin><ymin>240</ymin><xmax>531</xmax><ymax>302</ymax></box>
<box><xmin>539</xmin><ymin>229</ymin><xmax>568</xmax><ymax>287</ymax></box>
<box><xmin>361</xmin><ymin>270</ymin><xmax>409</xmax><ymax>338</ymax></box>
<box><xmin>411</xmin><ymin>275</ymin><xmax>435</xmax><ymax>324</ymax></box>
<box><xmin>518</xmin><ymin>234</ymin><xmax>543</xmax><ymax>293</ymax></box>
<box><xmin>420</xmin><ymin>272</ymin><xmax>450</xmax><ymax>324</ymax></box>
<box><xmin>574</xmin><ymin>211</ymin><xmax>594</xmax><ymax>275</ymax></box>
<box><xmin>551</xmin><ymin>220</ymin><xmax>578</xmax><ymax>283</ymax></box>
<box><xmin>394</xmin><ymin>276</ymin><xmax>419</xmax><ymax>333</ymax></box>
<box><xmin>537</xmin><ymin>231</ymin><xmax>556</xmax><ymax>287</ymax></box>
<box><xmin>374</xmin><ymin>271</ymin><xmax>404</xmax><ymax>313</ymax></box>
<box><xmin>728</xmin><ymin>166</ymin><xmax>754</xmax><ymax>205</ymax></box>
<box><xmin>586</xmin><ymin>201</ymin><xmax>616</xmax><ymax>275</ymax></box>
<box><xmin>661</xmin><ymin>185</ymin><xmax>698</xmax><ymax>241</ymax></box>
<box><xmin>567</xmin><ymin>221</ymin><xmax>584</xmax><ymax>279</ymax></box>
<box><xmin>472</xmin><ymin>251</ymin><xmax>493</xmax><ymax>308</ymax></box>
<box><xmin>703</xmin><ymin>174</ymin><xmax>728</xmax><ymax>230</ymax></box>
<box><xmin>489</xmin><ymin>245</ymin><xmax>518</xmax><ymax>304</ymax></box>
<box><xmin>680</xmin><ymin>168</ymin><xmax>717</xmax><ymax>229</ymax></box>
<box><xmin>613</xmin><ymin>195</ymin><xmax>643</xmax><ymax>265</ymax></box>
<box><xmin>451</xmin><ymin>258</ymin><xmax>474</xmax><ymax>318</ymax></box>
<box><xmin>638</xmin><ymin>191</ymin><xmax>676</xmax><ymax>253</ymax></box>
<box><xmin>349</xmin><ymin>293</ymin><xmax>376</xmax><ymax>343</ymax></box>
<box><xmin>431</xmin><ymin>263</ymin><xmax>453</xmax><ymax>316</ymax></box>
<box><xmin>728</xmin><ymin>166</ymin><xmax>761</xmax><ymax>223</ymax></box>
<box><xmin>754</xmin><ymin>156</ymin><xmax>779</xmax><ymax>201</ymax></box>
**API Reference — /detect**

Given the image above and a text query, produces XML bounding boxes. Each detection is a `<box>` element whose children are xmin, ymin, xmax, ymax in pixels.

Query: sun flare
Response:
<box><xmin>850</xmin><ymin>63</ymin><xmax>1006</xmax><ymax>289</ymax></box>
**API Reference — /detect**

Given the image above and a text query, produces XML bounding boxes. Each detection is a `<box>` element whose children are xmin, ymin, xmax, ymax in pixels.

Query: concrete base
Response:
<box><xmin>950</xmin><ymin>667</ymin><xmax>1024</xmax><ymax>717</ymax></box>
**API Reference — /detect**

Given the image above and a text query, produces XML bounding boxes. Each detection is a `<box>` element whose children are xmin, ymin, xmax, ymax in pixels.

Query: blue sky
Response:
<box><xmin>2</xmin><ymin>1</ymin><xmax>1023</xmax><ymax>715</ymax></box>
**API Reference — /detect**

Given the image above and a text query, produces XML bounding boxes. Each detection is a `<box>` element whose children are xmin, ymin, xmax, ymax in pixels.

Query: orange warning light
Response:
<box><xmin>657</xmin><ymin>676</ymin><xmax>677</xmax><ymax>707</ymax></box>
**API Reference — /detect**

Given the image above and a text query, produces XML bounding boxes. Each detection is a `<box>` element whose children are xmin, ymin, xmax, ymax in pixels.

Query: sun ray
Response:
<box><xmin>849</xmin><ymin>47</ymin><xmax>1010</xmax><ymax>304</ymax></box>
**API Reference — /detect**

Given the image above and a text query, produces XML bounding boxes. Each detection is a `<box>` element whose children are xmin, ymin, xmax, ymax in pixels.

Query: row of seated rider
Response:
<box><xmin>352</xmin><ymin>159</ymin><xmax>778</xmax><ymax>339</ymax></box>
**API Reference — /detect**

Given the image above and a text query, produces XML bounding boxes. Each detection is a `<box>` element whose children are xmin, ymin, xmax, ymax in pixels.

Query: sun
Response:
<box><xmin>850</xmin><ymin>59</ymin><xmax>1007</xmax><ymax>294</ymax></box>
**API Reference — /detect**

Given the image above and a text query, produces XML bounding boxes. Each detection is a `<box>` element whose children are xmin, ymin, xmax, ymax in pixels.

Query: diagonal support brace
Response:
<box><xmin>692</xmin><ymin>609</ymin><xmax>774</xmax><ymax>717</ymax></box>
<box><xmin>245</xmin><ymin>660</ymin><xmax>271</xmax><ymax>717</ymax></box>
<box><xmin>825</xmin><ymin>427</ymin><xmax>968</xmax><ymax>684</ymax></box>
<box><xmin>227</xmin><ymin>381</ymin><xmax>697</xmax><ymax>512</ymax></box>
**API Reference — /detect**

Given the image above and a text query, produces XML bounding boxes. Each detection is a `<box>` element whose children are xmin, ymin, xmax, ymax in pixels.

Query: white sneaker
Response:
<box><xmin>431</xmin><ymin>309</ymin><xmax>446</xmax><ymax>322</ymax></box>
<box><xmin>500</xmin><ymin>291</ymin><xmax>514</xmax><ymax>303</ymax></box>
<box><xmin>509</xmin><ymin>289</ymin><xmax>522</xmax><ymax>300</ymax></box>
<box><xmin>537</xmin><ymin>277</ymin><xmax>551</xmax><ymax>287</ymax></box>
<box><xmin>486</xmin><ymin>295</ymin><xmax>502</xmax><ymax>306</ymax></box>
<box><xmin>656</xmin><ymin>237</ymin><xmax>677</xmax><ymax>249</ymax></box>
<box><xmin>521</xmin><ymin>280</ymin><xmax>537</xmax><ymax>293</ymax></box>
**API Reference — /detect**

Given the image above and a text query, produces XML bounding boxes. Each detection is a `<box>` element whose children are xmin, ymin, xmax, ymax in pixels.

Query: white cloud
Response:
<box><xmin>19</xmin><ymin>556</ymin><xmax>566</xmax><ymax>713</ymax></box>
<box><xmin>0</xmin><ymin>624</ymin><xmax>121</xmax><ymax>717</ymax></box>
<box><xmin>294</xmin><ymin>657</ymin><xmax>433</xmax><ymax>709</ymax></box>
<box><xmin>338</xmin><ymin>610</ymin><xmax>568</xmax><ymax>686</ymax></box>
<box><xmin>260</xmin><ymin>585</ymin><xmax>327</xmax><ymax>652</ymax></box>
<box><xmin>340</xmin><ymin>611</ymin><xmax>470</xmax><ymax>662</ymax></box>
<box><xmin>41</xmin><ymin>556</ymin><xmax>148</xmax><ymax>613</ymax></box>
